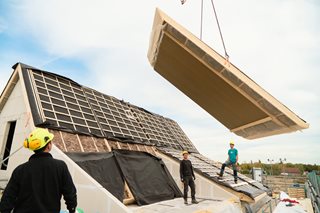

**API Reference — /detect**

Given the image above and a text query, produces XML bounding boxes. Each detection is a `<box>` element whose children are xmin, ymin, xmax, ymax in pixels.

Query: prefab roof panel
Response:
<box><xmin>148</xmin><ymin>8</ymin><xmax>309</xmax><ymax>139</ymax></box>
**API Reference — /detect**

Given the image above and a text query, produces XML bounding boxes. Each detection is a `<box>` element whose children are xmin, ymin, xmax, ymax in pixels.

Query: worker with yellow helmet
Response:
<box><xmin>0</xmin><ymin>128</ymin><xmax>77</xmax><ymax>213</ymax></box>
<box><xmin>180</xmin><ymin>150</ymin><xmax>198</xmax><ymax>204</ymax></box>
<box><xmin>218</xmin><ymin>141</ymin><xmax>238</xmax><ymax>183</ymax></box>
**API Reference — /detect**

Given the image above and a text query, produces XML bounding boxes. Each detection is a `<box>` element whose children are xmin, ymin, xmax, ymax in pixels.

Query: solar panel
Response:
<box><xmin>26</xmin><ymin>68</ymin><xmax>198</xmax><ymax>152</ymax></box>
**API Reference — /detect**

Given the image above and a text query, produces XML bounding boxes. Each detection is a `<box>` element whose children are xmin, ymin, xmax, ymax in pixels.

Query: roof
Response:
<box><xmin>282</xmin><ymin>167</ymin><xmax>301</xmax><ymax>174</ymax></box>
<box><xmin>147</xmin><ymin>8</ymin><xmax>309</xmax><ymax>139</ymax></box>
<box><xmin>15</xmin><ymin>63</ymin><xmax>198</xmax><ymax>153</ymax></box>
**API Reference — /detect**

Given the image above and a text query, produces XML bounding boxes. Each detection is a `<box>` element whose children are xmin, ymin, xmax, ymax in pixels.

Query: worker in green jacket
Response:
<box><xmin>218</xmin><ymin>141</ymin><xmax>238</xmax><ymax>183</ymax></box>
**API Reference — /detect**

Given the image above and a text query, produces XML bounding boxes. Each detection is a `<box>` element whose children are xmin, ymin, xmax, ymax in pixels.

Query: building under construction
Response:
<box><xmin>0</xmin><ymin>9</ymin><xmax>308</xmax><ymax>213</ymax></box>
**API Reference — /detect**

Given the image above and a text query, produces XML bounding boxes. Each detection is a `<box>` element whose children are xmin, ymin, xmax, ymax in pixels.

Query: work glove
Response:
<box><xmin>193</xmin><ymin>176</ymin><xmax>196</xmax><ymax>180</ymax></box>
<box><xmin>181</xmin><ymin>178</ymin><xmax>184</xmax><ymax>182</ymax></box>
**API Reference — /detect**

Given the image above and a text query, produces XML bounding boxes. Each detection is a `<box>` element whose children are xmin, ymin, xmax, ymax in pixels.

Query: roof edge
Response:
<box><xmin>0</xmin><ymin>65</ymin><xmax>20</xmax><ymax>113</ymax></box>
<box><xmin>13</xmin><ymin>62</ymin><xmax>81</xmax><ymax>87</ymax></box>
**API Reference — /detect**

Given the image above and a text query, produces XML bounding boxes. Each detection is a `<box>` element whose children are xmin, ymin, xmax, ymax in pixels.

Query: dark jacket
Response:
<box><xmin>0</xmin><ymin>152</ymin><xmax>77</xmax><ymax>213</ymax></box>
<box><xmin>180</xmin><ymin>159</ymin><xmax>195</xmax><ymax>180</ymax></box>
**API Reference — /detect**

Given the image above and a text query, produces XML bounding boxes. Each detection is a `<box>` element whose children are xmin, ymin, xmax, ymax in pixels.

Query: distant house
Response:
<box><xmin>281</xmin><ymin>168</ymin><xmax>301</xmax><ymax>176</ymax></box>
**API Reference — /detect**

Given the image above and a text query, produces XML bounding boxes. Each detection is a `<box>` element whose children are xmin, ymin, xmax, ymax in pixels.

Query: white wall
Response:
<box><xmin>0</xmin><ymin>78</ymin><xmax>34</xmax><ymax>179</ymax></box>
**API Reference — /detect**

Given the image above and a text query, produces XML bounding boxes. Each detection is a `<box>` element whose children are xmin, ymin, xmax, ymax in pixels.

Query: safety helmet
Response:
<box><xmin>230</xmin><ymin>141</ymin><xmax>235</xmax><ymax>145</ymax></box>
<box><xmin>182</xmin><ymin>150</ymin><xmax>189</xmax><ymax>155</ymax></box>
<box><xmin>23</xmin><ymin>128</ymin><xmax>54</xmax><ymax>151</ymax></box>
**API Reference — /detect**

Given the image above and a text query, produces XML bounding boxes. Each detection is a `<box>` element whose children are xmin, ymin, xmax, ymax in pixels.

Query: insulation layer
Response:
<box><xmin>148</xmin><ymin>8</ymin><xmax>309</xmax><ymax>139</ymax></box>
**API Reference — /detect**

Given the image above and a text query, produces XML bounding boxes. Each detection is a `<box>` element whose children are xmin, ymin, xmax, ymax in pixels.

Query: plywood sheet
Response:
<box><xmin>148</xmin><ymin>8</ymin><xmax>309</xmax><ymax>139</ymax></box>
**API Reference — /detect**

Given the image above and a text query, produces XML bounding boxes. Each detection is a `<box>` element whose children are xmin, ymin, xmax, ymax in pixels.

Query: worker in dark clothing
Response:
<box><xmin>180</xmin><ymin>151</ymin><xmax>198</xmax><ymax>204</ymax></box>
<box><xmin>0</xmin><ymin>128</ymin><xmax>77</xmax><ymax>213</ymax></box>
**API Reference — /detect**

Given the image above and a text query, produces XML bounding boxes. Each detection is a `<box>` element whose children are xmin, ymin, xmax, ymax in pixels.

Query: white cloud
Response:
<box><xmin>3</xmin><ymin>0</ymin><xmax>320</xmax><ymax>164</ymax></box>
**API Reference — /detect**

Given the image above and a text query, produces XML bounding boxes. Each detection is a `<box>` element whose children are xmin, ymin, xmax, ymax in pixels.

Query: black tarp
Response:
<box><xmin>113</xmin><ymin>150</ymin><xmax>182</xmax><ymax>205</ymax></box>
<box><xmin>67</xmin><ymin>152</ymin><xmax>125</xmax><ymax>201</ymax></box>
<box><xmin>67</xmin><ymin>150</ymin><xmax>182</xmax><ymax>206</ymax></box>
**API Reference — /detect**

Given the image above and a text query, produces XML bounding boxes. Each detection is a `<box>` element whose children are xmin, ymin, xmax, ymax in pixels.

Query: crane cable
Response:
<box><xmin>200</xmin><ymin>0</ymin><xmax>204</xmax><ymax>40</ymax></box>
<box><xmin>209</xmin><ymin>0</ymin><xmax>229</xmax><ymax>64</ymax></box>
<box><xmin>185</xmin><ymin>0</ymin><xmax>230</xmax><ymax>64</ymax></box>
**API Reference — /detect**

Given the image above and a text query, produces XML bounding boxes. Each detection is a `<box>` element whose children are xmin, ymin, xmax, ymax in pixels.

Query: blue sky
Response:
<box><xmin>0</xmin><ymin>0</ymin><xmax>319</xmax><ymax>164</ymax></box>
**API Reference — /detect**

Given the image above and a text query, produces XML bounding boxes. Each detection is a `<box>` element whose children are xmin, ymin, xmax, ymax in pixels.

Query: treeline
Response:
<box><xmin>239</xmin><ymin>161</ymin><xmax>320</xmax><ymax>175</ymax></box>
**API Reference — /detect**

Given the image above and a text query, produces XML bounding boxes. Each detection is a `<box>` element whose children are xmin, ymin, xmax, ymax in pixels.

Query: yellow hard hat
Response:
<box><xmin>230</xmin><ymin>141</ymin><xmax>235</xmax><ymax>145</ymax></box>
<box><xmin>182</xmin><ymin>150</ymin><xmax>189</xmax><ymax>155</ymax></box>
<box><xmin>23</xmin><ymin>128</ymin><xmax>54</xmax><ymax>151</ymax></box>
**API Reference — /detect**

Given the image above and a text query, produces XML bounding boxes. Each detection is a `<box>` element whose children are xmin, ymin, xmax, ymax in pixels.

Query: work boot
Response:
<box><xmin>184</xmin><ymin>199</ymin><xmax>188</xmax><ymax>204</ymax></box>
<box><xmin>234</xmin><ymin>179</ymin><xmax>238</xmax><ymax>184</ymax></box>
<box><xmin>192</xmin><ymin>199</ymin><xmax>199</xmax><ymax>204</ymax></box>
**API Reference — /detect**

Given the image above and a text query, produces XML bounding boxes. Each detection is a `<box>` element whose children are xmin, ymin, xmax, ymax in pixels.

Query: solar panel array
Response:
<box><xmin>28</xmin><ymin>69</ymin><xmax>198</xmax><ymax>152</ymax></box>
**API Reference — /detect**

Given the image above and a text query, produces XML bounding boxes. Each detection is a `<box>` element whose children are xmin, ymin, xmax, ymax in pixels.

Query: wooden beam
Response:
<box><xmin>59</xmin><ymin>131</ymin><xmax>68</xmax><ymax>152</ymax></box>
<box><xmin>75</xmin><ymin>134</ymin><xmax>84</xmax><ymax>152</ymax></box>
<box><xmin>91</xmin><ymin>137</ymin><xmax>100</xmax><ymax>152</ymax></box>
<box><xmin>103</xmin><ymin>138</ymin><xmax>112</xmax><ymax>152</ymax></box>
<box><xmin>230</xmin><ymin>117</ymin><xmax>272</xmax><ymax>133</ymax></box>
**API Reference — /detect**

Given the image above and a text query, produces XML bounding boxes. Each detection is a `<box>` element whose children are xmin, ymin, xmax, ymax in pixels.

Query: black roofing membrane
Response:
<box><xmin>67</xmin><ymin>150</ymin><xmax>182</xmax><ymax>206</ymax></box>
<box><xmin>67</xmin><ymin>152</ymin><xmax>125</xmax><ymax>201</ymax></box>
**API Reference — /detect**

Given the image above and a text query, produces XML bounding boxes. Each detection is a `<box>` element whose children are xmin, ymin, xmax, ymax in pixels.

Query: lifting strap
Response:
<box><xmin>181</xmin><ymin>0</ymin><xmax>230</xmax><ymax>65</ymax></box>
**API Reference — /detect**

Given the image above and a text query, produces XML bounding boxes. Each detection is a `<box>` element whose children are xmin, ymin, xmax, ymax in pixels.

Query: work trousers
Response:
<box><xmin>183</xmin><ymin>176</ymin><xmax>195</xmax><ymax>200</ymax></box>
<box><xmin>220</xmin><ymin>160</ymin><xmax>238</xmax><ymax>181</ymax></box>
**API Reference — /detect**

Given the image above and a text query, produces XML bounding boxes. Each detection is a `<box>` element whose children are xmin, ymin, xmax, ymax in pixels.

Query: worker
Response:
<box><xmin>0</xmin><ymin>128</ymin><xmax>77</xmax><ymax>213</ymax></box>
<box><xmin>218</xmin><ymin>141</ymin><xmax>238</xmax><ymax>183</ymax></box>
<box><xmin>180</xmin><ymin>150</ymin><xmax>198</xmax><ymax>204</ymax></box>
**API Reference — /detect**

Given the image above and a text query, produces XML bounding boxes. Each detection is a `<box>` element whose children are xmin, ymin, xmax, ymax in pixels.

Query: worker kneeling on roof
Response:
<box><xmin>0</xmin><ymin>128</ymin><xmax>77</xmax><ymax>213</ymax></box>
<box><xmin>180</xmin><ymin>151</ymin><xmax>198</xmax><ymax>205</ymax></box>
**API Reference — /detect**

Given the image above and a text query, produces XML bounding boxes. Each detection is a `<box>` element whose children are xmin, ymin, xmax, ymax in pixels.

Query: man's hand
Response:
<box><xmin>181</xmin><ymin>179</ymin><xmax>184</xmax><ymax>182</ymax></box>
